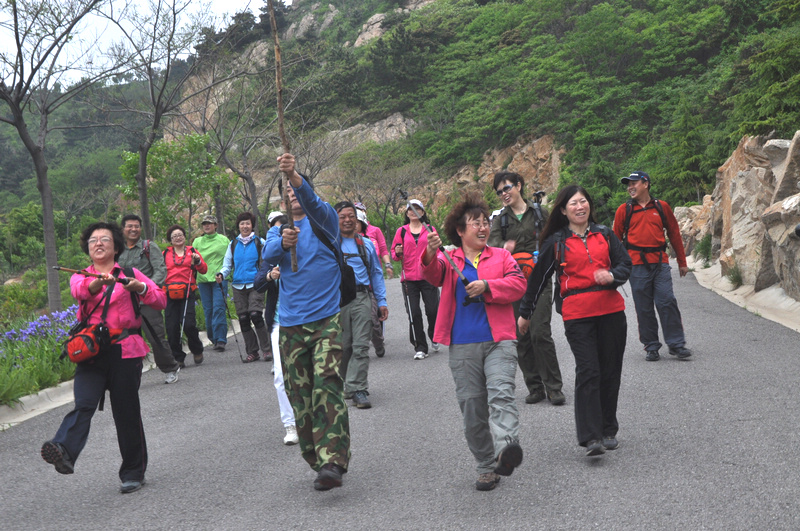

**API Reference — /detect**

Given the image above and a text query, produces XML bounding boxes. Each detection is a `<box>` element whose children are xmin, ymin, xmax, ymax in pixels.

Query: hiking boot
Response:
<box><xmin>193</xmin><ymin>353</ymin><xmax>204</xmax><ymax>365</ymax></box>
<box><xmin>548</xmin><ymin>389</ymin><xmax>566</xmax><ymax>406</ymax></box>
<box><xmin>375</xmin><ymin>346</ymin><xmax>385</xmax><ymax>358</ymax></box>
<box><xmin>524</xmin><ymin>390</ymin><xmax>546</xmax><ymax>404</ymax></box>
<box><xmin>586</xmin><ymin>440</ymin><xmax>606</xmax><ymax>457</ymax></box>
<box><xmin>120</xmin><ymin>479</ymin><xmax>145</xmax><ymax>494</ymax></box>
<box><xmin>494</xmin><ymin>442</ymin><xmax>523</xmax><ymax>476</ymax></box>
<box><xmin>413</xmin><ymin>351</ymin><xmax>428</xmax><ymax>360</ymax></box>
<box><xmin>261</xmin><ymin>350</ymin><xmax>273</xmax><ymax>362</ymax></box>
<box><xmin>313</xmin><ymin>464</ymin><xmax>345</xmax><ymax>491</ymax></box>
<box><xmin>645</xmin><ymin>350</ymin><xmax>660</xmax><ymax>361</ymax></box>
<box><xmin>353</xmin><ymin>390</ymin><xmax>372</xmax><ymax>409</ymax></box>
<box><xmin>41</xmin><ymin>441</ymin><xmax>74</xmax><ymax>475</ymax></box>
<box><xmin>475</xmin><ymin>472</ymin><xmax>501</xmax><ymax>491</ymax></box>
<box><xmin>213</xmin><ymin>342</ymin><xmax>226</xmax><ymax>352</ymax></box>
<box><xmin>164</xmin><ymin>366</ymin><xmax>180</xmax><ymax>384</ymax></box>
<box><xmin>243</xmin><ymin>352</ymin><xmax>260</xmax><ymax>363</ymax></box>
<box><xmin>602</xmin><ymin>436</ymin><xmax>619</xmax><ymax>450</ymax></box>
<box><xmin>669</xmin><ymin>346</ymin><xmax>692</xmax><ymax>359</ymax></box>
<box><xmin>432</xmin><ymin>342</ymin><xmax>440</xmax><ymax>352</ymax></box>
<box><xmin>283</xmin><ymin>425</ymin><xmax>299</xmax><ymax>445</ymax></box>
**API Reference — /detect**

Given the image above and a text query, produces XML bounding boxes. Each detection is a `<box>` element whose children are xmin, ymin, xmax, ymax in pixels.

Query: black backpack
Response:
<box><xmin>621</xmin><ymin>198</ymin><xmax>668</xmax><ymax>268</ymax></box>
<box><xmin>309</xmin><ymin>223</ymin><xmax>358</xmax><ymax>308</ymax></box>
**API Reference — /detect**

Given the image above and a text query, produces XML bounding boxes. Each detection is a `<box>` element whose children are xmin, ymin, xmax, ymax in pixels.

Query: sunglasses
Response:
<box><xmin>495</xmin><ymin>183</ymin><xmax>514</xmax><ymax>196</ymax></box>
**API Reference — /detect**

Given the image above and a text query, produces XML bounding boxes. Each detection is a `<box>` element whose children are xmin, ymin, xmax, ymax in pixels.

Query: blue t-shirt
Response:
<box><xmin>262</xmin><ymin>178</ymin><xmax>341</xmax><ymax>327</ymax></box>
<box><xmin>451</xmin><ymin>259</ymin><xmax>493</xmax><ymax>344</ymax></box>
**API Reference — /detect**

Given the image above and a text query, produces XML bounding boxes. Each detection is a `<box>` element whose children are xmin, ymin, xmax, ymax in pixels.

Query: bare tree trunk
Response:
<box><xmin>15</xmin><ymin>113</ymin><xmax>62</xmax><ymax>311</ymax></box>
<box><xmin>137</xmin><ymin>137</ymin><xmax>154</xmax><ymax>239</ymax></box>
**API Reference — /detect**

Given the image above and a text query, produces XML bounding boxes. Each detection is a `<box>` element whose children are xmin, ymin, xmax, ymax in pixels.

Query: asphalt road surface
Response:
<box><xmin>2</xmin><ymin>264</ymin><xmax>799</xmax><ymax>530</ymax></box>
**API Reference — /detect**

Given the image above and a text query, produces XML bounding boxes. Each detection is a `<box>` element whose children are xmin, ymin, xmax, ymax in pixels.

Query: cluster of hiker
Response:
<box><xmin>40</xmin><ymin>154</ymin><xmax>692</xmax><ymax>494</ymax></box>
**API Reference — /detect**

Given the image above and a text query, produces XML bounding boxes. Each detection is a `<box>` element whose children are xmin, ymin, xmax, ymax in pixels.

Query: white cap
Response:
<box><xmin>268</xmin><ymin>211</ymin><xmax>283</xmax><ymax>225</ymax></box>
<box><xmin>356</xmin><ymin>209</ymin><xmax>368</xmax><ymax>229</ymax></box>
<box><xmin>407</xmin><ymin>199</ymin><xmax>424</xmax><ymax>211</ymax></box>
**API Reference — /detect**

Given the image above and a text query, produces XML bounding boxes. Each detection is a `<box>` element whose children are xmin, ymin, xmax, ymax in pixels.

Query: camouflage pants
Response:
<box><xmin>280</xmin><ymin>313</ymin><xmax>350</xmax><ymax>471</ymax></box>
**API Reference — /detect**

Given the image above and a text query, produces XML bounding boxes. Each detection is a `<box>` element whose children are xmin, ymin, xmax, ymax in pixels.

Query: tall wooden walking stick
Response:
<box><xmin>267</xmin><ymin>0</ymin><xmax>297</xmax><ymax>272</ymax></box>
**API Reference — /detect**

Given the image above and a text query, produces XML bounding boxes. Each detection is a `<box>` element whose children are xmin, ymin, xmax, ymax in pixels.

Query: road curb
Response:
<box><xmin>0</xmin><ymin>331</ymin><xmax>218</xmax><ymax>430</ymax></box>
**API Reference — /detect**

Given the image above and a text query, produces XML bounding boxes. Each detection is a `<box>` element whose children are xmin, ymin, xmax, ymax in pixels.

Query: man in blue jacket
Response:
<box><xmin>263</xmin><ymin>153</ymin><xmax>350</xmax><ymax>491</ymax></box>
<box><xmin>334</xmin><ymin>201</ymin><xmax>388</xmax><ymax>410</ymax></box>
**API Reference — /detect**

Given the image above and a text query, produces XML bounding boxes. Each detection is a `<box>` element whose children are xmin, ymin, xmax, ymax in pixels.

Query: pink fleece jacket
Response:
<box><xmin>71</xmin><ymin>264</ymin><xmax>167</xmax><ymax>359</ymax></box>
<box><xmin>420</xmin><ymin>245</ymin><xmax>526</xmax><ymax>346</ymax></box>
<box><xmin>391</xmin><ymin>224</ymin><xmax>435</xmax><ymax>281</ymax></box>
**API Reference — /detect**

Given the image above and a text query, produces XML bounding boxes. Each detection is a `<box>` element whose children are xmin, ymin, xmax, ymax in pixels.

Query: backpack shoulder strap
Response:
<box><xmin>229</xmin><ymin>238</ymin><xmax>238</xmax><ymax>271</ymax></box>
<box><xmin>142</xmin><ymin>240</ymin><xmax>151</xmax><ymax>261</ymax></box>
<box><xmin>354</xmin><ymin>233</ymin><xmax>371</xmax><ymax>272</ymax></box>
<box><xmin>500</xmin><ymin>212</ymin><xmax>509</xmax><ymax>240</ymax></box>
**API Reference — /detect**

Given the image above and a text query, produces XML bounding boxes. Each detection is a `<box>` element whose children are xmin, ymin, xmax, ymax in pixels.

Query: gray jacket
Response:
<box><xmin>118</xmin><ymin>239</ymin><xmax>167</xmax><ymax>286</ymax></box>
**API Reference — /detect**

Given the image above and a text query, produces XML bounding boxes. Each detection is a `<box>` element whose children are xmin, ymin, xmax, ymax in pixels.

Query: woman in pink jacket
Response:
<box><xmin>391</xmin><ymin>199</ymin><xmax>440</xmax><ymax>359</ymax></box>
<box><xmin>420</xmin><ymin>192</ymin><xmax>527</xmax><ymax>492</ymax></box>
<box><xmin>41</xmin><ymin>221</ymin><xmax>166</xmax><ymax>494</ymax></box>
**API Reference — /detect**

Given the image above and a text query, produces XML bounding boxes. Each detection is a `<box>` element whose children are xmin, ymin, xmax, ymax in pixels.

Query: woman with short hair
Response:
<box><xmin>216</xmin><ymin>212</ymin><xmax>271</xmax><ymax>363</ymax></box>
<box><xmin>420</xmin><ymin>192</ymin><xmax>527</xmax><ymax>491</ymax></box>
<box><xmin>41</xmin><ymin>221</ymin><xmax>166</xmax><ymax>494</ymax></box>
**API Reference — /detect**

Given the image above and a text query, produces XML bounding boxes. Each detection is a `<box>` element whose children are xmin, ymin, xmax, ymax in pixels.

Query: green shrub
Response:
<box><xmin>725</xmin><ymin>263</ymin><xmax>743</xmax><ymax>289</ymax></box>
<box><xmin>694</xmin><ymin>233</ymin><xmax>712</xmax><ymax>266</ymax></box>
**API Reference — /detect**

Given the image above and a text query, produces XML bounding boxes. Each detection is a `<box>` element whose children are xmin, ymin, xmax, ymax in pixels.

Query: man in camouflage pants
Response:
<box><xmin>263</xmin><ymin>153</ymin><xmax>350</xmax><ymax>491</ymax></box>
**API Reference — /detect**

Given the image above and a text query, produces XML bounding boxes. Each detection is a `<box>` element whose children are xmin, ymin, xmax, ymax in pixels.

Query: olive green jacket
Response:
<box><xmin>488</xmin><ymin>199</ymin><xmax>549</xmax><ymax>254</ymax></box>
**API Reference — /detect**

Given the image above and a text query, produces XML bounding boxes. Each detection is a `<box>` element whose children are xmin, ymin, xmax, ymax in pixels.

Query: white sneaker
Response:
<box><xmin>413</xmin><ymin>351</ymin><xmax>428</xmax><ymax>360</ymax></box>
<box><xmin>164</xmin><ymin>366</ymin><xmax>180</xmax><ymax>384</ymax></box>
<box><xmin>432</xmin><ymin>342</ymin><xmax>440</xmax><ymax>352</ymax></box>
<box><xmin>283</xmin><ymin>425</ymin><xmax>299</xmax><ymax>445</ymax></box>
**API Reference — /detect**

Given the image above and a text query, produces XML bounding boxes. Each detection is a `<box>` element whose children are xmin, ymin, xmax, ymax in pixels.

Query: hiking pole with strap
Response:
<box><xmin>398</xmin><ymin>190</ymin><xmax>483</xmax><ymax>306</ymax></box>
<box><xmin>54</xmin><ymin>266</ymin><xmax>132</xmax><ymax>285</ymax></box>
<box><xmin>178</xmin><ymin>252</ymin><xmax>197</xmax><ymax>347</ymax></box>
<box><xmin>399</xmin><ymin>269</ymin><xmax>419</xmax><ymax>348</ymax></box>
<box><xmin>218</xmin><ymin>281</ymin><xmax>245</xmax><ymax>362</ymax></box>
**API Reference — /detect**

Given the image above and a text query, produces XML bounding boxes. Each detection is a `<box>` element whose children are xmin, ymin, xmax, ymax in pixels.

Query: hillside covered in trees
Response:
<box><xmin>1</xmin><ymin>0</ymin><xmax>798</xmax><ymax>316</ymax></box>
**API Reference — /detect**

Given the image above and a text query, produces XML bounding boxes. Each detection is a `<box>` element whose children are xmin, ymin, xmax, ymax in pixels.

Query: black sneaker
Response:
<box><xmin>314</xmin><ymin>464</ymin><xmax>345</xmax><ymax>491</ymax></box>
<box><xmin>602</xmin><ymin>436</ymin><xmax>619</xmax><ymax>450</ymax></box>
<box><xmin>668</xmin><ymin>346</ymin><xmax>692</xmax><ymax>359</ymax></box>
<box><xmin>494</xmin><ymin>441</ymin><xmax>523</xmax><ymax>476</ymax></box>
<box><xmin>41</xmin><ymin>441</ymin><xmax>74</xmax><ymax>475</ymax></box>
<box><xmin>524</xmin><ymin>390</ymin><xmax>546</xmax><ymax>404</ymax></box>
<box><xmin>585</xmin><ymin>440</ymin><xmax>606</xmax><ymax>457</ymax></box>
<box><xmin>646</xmin><ymin>350</ymin><xmax>660</xmax><ymax>361</ymax></box>
<box><xmin>120</xmin><ymin>479</ymin><xmax>145</xmax><ymax>494</ymax></box>
<box><xmin>353</xmin><ymin>390</ymin><xmax>372</xmax><ymax>409</ymax></box>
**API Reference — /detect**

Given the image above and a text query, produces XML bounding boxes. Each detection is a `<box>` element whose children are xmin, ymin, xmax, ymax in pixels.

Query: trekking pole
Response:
<box><xmin>53</xmin><ymin>265</ymin><xmax>131</xmax><ymax>285</ymax></box>
<box><xmin>399</xmin><ymin>269</ymin><xmax>419</xmax><ymax>348</ymax></box>
<box><xmin>218</xmin><ymin>281</ymin><xmax>245</xmax><ymax>362</ymax></box>
<box><xmin>398</xmin><ymin>190</ymin><xmax>483</xmax><ymax>306</ymax></box>
<box><xmin>179</xmin><ymin>254</ymin><xmax>197</xmax><ymax>346</ymax></box>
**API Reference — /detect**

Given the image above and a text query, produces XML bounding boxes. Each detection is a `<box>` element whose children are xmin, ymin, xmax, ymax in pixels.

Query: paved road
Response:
<box><xmin>2</xmin><ymin>264</ymin><xmax>799</xmax><ymax>530</ymax></box>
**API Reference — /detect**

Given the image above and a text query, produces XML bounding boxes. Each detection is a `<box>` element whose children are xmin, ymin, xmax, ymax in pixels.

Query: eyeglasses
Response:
<box><xmin>170</xmin><ymin>233</ymin><xmax>185</xmax><ymax>240</ymax></box>
<box><xmin>88</xmin><ymin>236</ymin><xmax>112</xmax><ymax>246</ymax></box>
<box><xmin>467</xmin><ymin>220</ymin><xmax>490</xmax><ymax>230</ymax></box>
<box><xmin>124</xmin><ymin>224</ymin><xmax>140</xmax><ymax>230</ymax></box>
<box><xmin>495</xmin><ymin>184</ymin><xmax>514</xmax><ymax>196</ymax></box>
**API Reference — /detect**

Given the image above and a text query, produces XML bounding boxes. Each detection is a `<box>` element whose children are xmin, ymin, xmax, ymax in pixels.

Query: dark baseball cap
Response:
<box><xmin>621</xmin><ymin>171</ymin><xmax>650</xmax><ymax>185</ymax></box>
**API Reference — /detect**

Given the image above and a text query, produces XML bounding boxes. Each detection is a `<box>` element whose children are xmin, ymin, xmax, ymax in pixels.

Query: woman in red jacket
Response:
<box><xmin>518</xmin><ymin>185</ymin><xmax>632</xmax><ymax>457</ymax></box>
<box><xmin>163</xmin><ymin>224</ymin><xmax>208</xmax><ymax>367</ymax></box>
<box><xmin>421</xmin><ymin>192</ymin><xmax>527</xmax><ymax>492</ymax></box>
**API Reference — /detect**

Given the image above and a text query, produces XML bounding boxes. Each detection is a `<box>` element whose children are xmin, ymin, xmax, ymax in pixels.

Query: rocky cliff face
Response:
<box><xmin>675</xmin><ymin>131</ymin><xmax>800</xmax><ymax>300</ymax></box>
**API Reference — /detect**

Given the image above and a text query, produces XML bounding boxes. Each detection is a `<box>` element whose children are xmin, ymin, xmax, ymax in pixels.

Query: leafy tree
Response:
<box><xmin>0</xmin><ymin>0</ymin><xmax>128</xmax><ymax>311</ymax></box>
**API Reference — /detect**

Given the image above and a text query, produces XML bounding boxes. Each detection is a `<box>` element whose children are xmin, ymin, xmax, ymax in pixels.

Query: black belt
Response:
<box><xmin>356</xmin><ymin>285</ymin><xmax>369</xmax><ymax>293</ymax></box>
